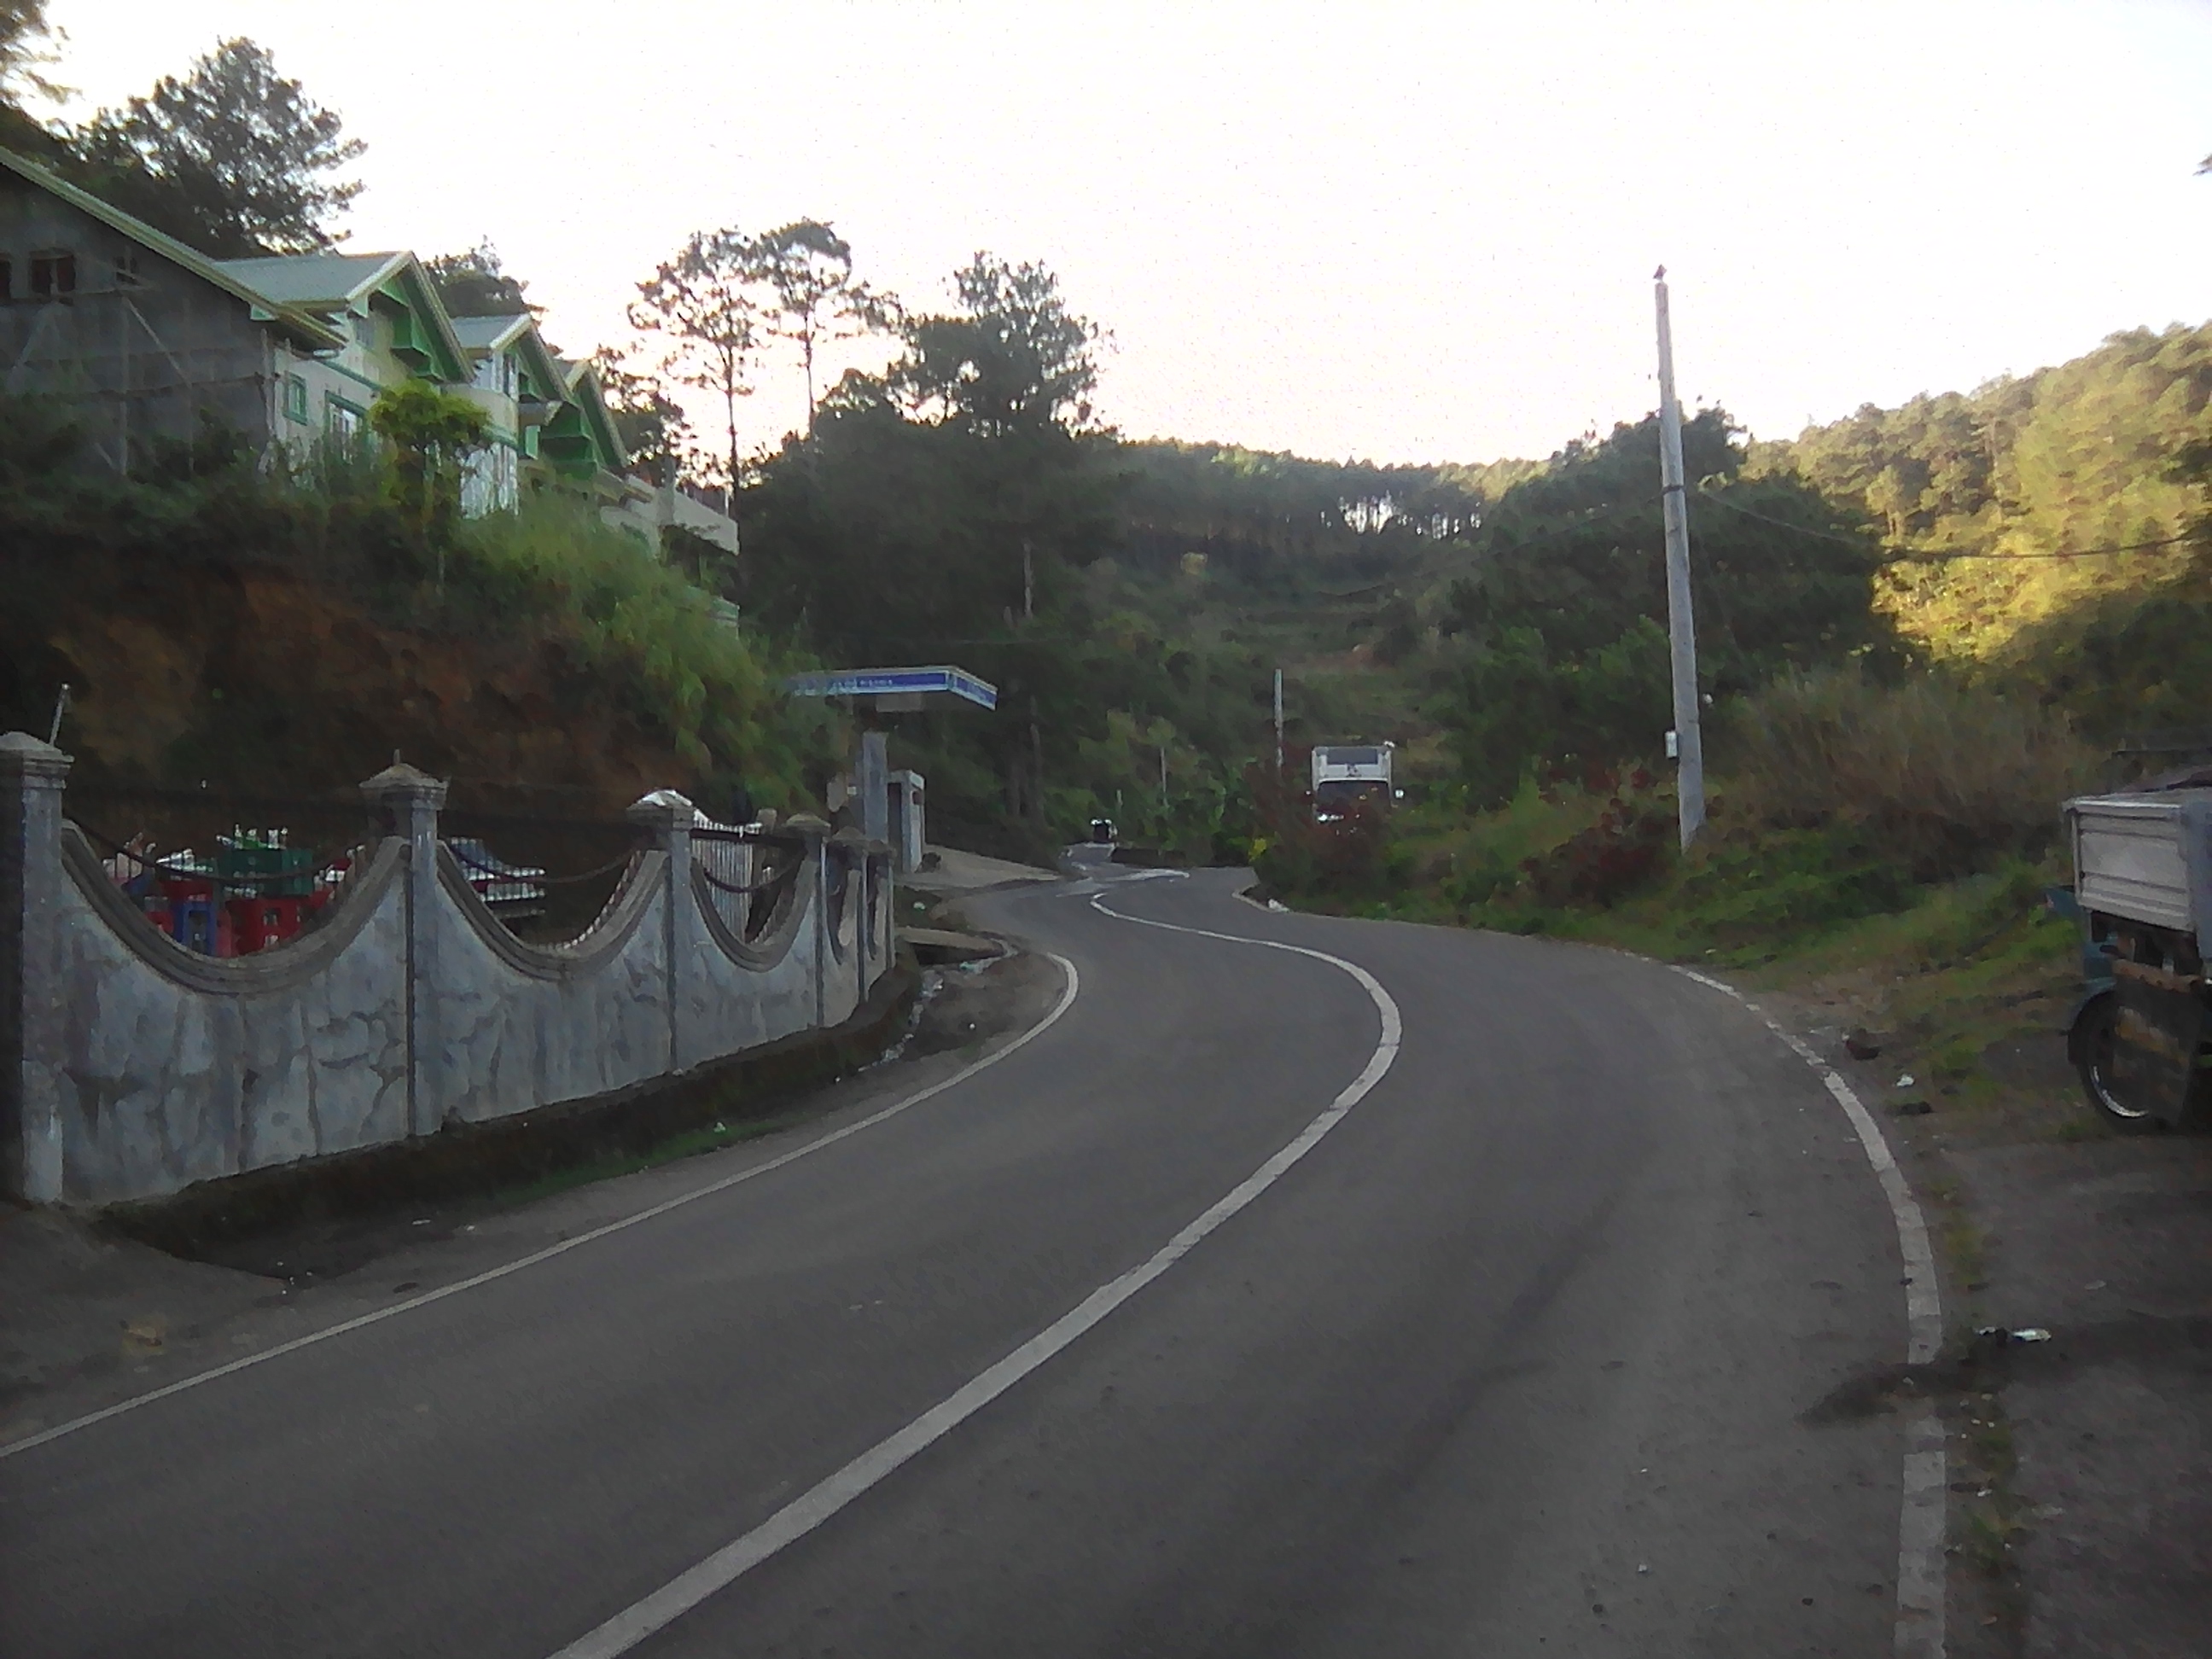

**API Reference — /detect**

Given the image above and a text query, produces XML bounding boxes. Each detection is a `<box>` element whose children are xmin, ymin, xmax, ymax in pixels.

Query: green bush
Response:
<box><xmin>1254</xmin><ymin>799</ymin><xmax>1394</xmax><ymax>899</ymax></box>
<box><xmin>1720</xmin><ymin>665</ymin><xmax>2094</xmax><ymax>880</ymax></box>
<box><xmin>1517</xmin><ymin>769</ymin><xmax>1673</xmax><ymax>907</ymax></box>
<box><xmin>442</xmin><ymin>496</ymin><xmax>823</xmax><ymax>792</ymax></box>
<box><xmin>1674</xmin><ymin>825</ymin><xmax>1919</xmax><ymax>942</ymax></box>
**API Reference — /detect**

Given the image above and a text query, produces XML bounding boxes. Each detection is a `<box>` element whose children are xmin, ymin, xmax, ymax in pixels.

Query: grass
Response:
<box><xmin>496</xmin><ymin>1109</ymin><xmax>812</xmax><ymax>1210</ymax></box>
<box><xmin>1722</xmin><ymin>665</ymin><xmax>2097</xmax><ymax>880</ymax></box>
<box><xmin>439</xmin><ymin>495</ymin><xmax>831</xmax><ymax>795</ymax></box>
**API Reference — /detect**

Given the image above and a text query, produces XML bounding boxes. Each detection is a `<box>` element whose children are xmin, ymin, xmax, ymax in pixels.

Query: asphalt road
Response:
<box><xmin>2</xmin><ymin>863</ymin><xmax>1914</xmax><ymax>1656</ymax></box>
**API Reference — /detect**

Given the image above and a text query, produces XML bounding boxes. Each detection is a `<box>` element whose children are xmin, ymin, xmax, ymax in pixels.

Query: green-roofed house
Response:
<box><xmin>546</xmin><ymin>354</ymin><xmax>739</xmax><ymax>556</ymax></box>
<box><xmin>0</xmin><ymin>147</ymin><xmax>346</xmax><ymax>470</ymax></box>
<box><xmin>448</xmin><ymin>311</ymin><xmax>570</xmax><ymax>514</ymax></box>
<box><xmin>0</xmin><ymin>143</ymin><xmax>740</xmax><ymax>555</ymax></box>
<box><xmin>540</xmin><ymin>353</ymin><xmax>627</xmax><ymax>492</ymax></box>
<box><xmin>213</xmin><ymin>249</ymin><xmax>470</xmax><ymax>449</ymax></box>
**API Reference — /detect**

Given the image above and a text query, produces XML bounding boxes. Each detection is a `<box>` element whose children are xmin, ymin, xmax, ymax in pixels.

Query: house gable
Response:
<box><xmin>540</xmin><ymin>358</ymin><xmax>627</xmax><ymax>484</ymax></box>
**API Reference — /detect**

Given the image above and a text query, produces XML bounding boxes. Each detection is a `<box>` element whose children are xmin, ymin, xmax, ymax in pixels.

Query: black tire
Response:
<box><xmin>2073</xmin><ymin>994</ymin><xmax>2168</xmax><ymax>1133</ymax></box>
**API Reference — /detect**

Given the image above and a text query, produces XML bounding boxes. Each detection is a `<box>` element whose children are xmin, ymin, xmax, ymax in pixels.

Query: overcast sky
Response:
<box><xmin>36</xmin><ymin>0</ymin><xmax>2212</xmax><ymax>465</ymax></box>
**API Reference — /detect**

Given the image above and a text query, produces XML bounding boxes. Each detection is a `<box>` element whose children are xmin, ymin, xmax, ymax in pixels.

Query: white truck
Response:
<box><xmin>2064</xmin><ymin>789</ymin><xmax>2212</xmax><ymax>1127</ymax></box>
<box><xmin>1310</xmin><ymin>742</ymin><xmax>1397</xmax><ymax>823</ymax></box>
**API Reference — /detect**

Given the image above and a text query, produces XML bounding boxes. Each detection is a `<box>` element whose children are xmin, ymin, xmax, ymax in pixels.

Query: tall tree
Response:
<box><xmin>745</xmin><ymin>219</ymin><xmax>899</xmax><ymax>428</ymax></box>
<box><xmin>0</xmin><ymin>0</ymin><xmax>61</xmax><ymax>107</ymax></box>
<box><xmin>589</xmin><ymin>346</ymin><xmax>697</xmax><ymax>484</ymax></box>
<box><xmin>892</xmin><ymin>253</ymin><xmax>1103</xmax><ymax>437</ymax></box>
<box><xmin>0</xmin><ymin>0</ymin><xmax>63</xmax><ymax>156</ymax></box>
<box><xmin>424</xmin><ymin>240</ymin><xmax>531</xmax><ymax>318</ymax></box>
<box><xmin>630</xmin><ymin>229</ymin><xmax>761</xmax><ymax>502</ymax></box>
<box><xmin>66</xmin><ymin>38</ymin><xmax>364</xmax><ymax>257</ymax></box>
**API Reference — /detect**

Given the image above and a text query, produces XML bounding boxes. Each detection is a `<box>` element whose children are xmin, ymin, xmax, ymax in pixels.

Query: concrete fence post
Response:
<box><xmin>0</xmin><ymin>732</ymin><xmax>72</xmax><ymax>1202</ymax></box>
<box><xmin>786</xmin><ymin>813</ymin><xmax>831</xmax><ymax>1028</ymax></box>
<box><xmin>359</xmin><ymin>762</ymin><xmax>449</xmax><ymax>1138</ymax></box>
<box><xmin>626</xmin><ymin>789</ymin><xmax>696</xmax><ymax>1070</ymax></box>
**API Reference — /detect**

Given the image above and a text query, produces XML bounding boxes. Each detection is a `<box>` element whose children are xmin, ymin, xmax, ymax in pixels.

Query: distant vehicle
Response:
<box><xmin>2063</xmin><ymin>788</ymin><xmax>2212</xmax><ymax>1129</ymax></box>
<box><xmin>1088</xmin><ymin>818</ymin><xmax>1117</xmax><ymax>845</ymax></box>
<box><xmin>1310</xmin><ymin>743</ymin><xmax>1400</xmax><ymax>822</ymax></box>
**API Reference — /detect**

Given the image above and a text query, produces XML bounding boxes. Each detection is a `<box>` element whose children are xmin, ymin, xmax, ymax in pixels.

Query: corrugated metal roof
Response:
<box><xmin>213</xmin><ymin>251</ymin><xmax>410</xmax><ymax>308</ymax></box>
<box><xmin>450</xmin><ymin>313</ymin><xmax>535</xmax><ymax>351</ymax></box>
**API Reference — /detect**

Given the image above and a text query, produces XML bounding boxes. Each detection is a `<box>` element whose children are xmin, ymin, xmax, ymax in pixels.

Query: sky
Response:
<box><xmin>32</xmin><ymin>0</ymin><xmax>2212</xmax><ymax>467</ymax></box>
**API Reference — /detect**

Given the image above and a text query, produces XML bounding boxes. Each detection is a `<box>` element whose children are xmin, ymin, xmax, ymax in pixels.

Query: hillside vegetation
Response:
<box><xmin>0</xmin><ymin>399</ymin><xmax>838</xmax><ymax>816</ymax></box>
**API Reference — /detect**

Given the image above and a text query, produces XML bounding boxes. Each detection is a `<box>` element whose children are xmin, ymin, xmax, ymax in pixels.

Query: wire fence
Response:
<box><xmin>66</xmin><ymin>783</ymin><xmax>391</xmax><ymax>958</ymax></box>
<box><xmin>437</xmin><ymin>805</ymin><xmax>643</xmax><ymax>944</ymax></box>
<box><xmin>64</xmin><ymin>783</ymin><xmax>650</xmax><ymax>955</ymax></box>
<box><xmin>62</xmin><ymin>784</ymin><xmax>871</xmax><ymax>959</ymax></box>
<box><xmin>692</xmin><ymin>824</ymin><xmax>806</xmax><ymax>945</ymax></box>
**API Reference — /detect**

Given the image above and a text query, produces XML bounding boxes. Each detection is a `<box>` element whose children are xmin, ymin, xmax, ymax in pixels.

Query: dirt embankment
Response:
<box><xmin>5</xmin><ymin>552</ymin><xmax>701</xmax><ymax>812</ymax></box>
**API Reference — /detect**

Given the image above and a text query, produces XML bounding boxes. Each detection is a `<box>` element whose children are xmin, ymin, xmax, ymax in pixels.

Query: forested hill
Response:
<box><xmin>1748</xmin><ymin>321</ymin><xmax>2212</xmax><ymax>741</ymax></box>
<box><xmin>1113</xmin><ymin>443</ymin><xmax>1533</xmax><ymax>584</ymax></box>
<box><xmin>1753</xmin><ymin>322</ymin><xmax>2212</xmax><ymax>664</ymax></box>
<box><xmin>737</xmin><ymin>310</ymin><xmax>2212</xmax><ymax>859</ymax></box>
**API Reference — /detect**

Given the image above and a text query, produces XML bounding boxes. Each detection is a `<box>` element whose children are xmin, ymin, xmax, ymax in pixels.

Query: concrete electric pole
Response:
<box><xmin>1653</xmin><ymin>267</ymin><xmax>1706</xmax><ymax>849</ymax></box>
<box><xmin>1272</xmin><ymin>668</ymin><xmax>1284</xmax><ymax>779</ymax></box>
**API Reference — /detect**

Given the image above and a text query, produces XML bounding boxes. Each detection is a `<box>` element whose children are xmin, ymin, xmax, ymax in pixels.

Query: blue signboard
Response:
<box><xmin>782</xmin><ymin>666</ymin><xmax>998</xmax><ymax>710</ymax></box>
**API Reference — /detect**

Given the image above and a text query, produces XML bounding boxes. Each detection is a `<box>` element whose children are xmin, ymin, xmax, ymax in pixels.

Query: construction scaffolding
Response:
<box><xmin>2</xmin><ymin>270</ymin><xmax>276</xmax><ymax>477</ymax></box>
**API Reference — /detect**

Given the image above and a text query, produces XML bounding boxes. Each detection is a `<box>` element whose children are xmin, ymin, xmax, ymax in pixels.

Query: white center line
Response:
<box><xmin>544</xmin><ymin>886</ymin><xmax>1402</xmax><ymax>1659</ymax></box>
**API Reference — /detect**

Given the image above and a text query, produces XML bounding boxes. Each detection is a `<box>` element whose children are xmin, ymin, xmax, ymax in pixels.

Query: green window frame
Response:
<box><xmin>284</xmin><ymin>375</ymin><xmax>309</xmax><ymax>423</ymax></box>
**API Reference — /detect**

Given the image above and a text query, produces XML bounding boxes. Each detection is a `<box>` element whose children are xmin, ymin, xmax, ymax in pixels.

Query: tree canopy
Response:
<box><xmin>891</xmin><ymin>254</ymin><xmax>1104</xmax><ymax>436</ymax></box>
<box><xmin>425</xmin><ymin>241</ymin><xmax>533</xmax><ymax>318</ymax></box>
<box><xmin>63</xmin><ymin>37</ymin><xmax>364</xmax><ymax>257</ymax></box>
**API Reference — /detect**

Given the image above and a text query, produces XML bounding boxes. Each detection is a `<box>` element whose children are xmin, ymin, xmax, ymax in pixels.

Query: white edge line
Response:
<box><xmin>0</xmin><ymin>954</ymin><xmax>1086</xmax><ymax>1464</ymax></box>
<box><xmin>544</xmin><ymin>888</ymin><xmax>1401</xmax><ymax>1659</ymax></box>
<box><xmin>1670</xmin><ymin>964</ymin><xmax>1947</xmax><ymax>1659</ymax></box>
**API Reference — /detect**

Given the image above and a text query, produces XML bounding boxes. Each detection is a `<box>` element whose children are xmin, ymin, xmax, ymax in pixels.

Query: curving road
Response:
<box><xmin>1</xmin><ymin>861</ymin><xmax>1924</xmax><ymax>1656</ymax></box>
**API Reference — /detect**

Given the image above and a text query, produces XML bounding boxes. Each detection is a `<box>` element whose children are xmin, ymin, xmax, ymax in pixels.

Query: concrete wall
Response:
<box><xmin>0</xmin><ymin>738</ymin><xmax>894</xmax><ymax>1207</ymax></box>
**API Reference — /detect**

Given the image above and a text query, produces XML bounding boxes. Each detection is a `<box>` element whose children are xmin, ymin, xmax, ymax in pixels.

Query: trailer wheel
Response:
<box><xmin>2073</xmin><ymin>993</ymin><xmax>2166</xmax><ymax>1132</ymax></box>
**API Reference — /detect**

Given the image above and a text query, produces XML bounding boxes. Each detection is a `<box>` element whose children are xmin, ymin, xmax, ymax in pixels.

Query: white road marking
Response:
<box><xmin>543</xmin><ymin>886</ymin><xmax>1402</xmax><ymax>1659</ymax></box>
<box><xmin>1671</xmin><ymin>966</ymin><xmax>1947</xmax><ymax>1659</ymax></box>
<box><xmin>0</xmin><ymin>955</ymin><xmax>1086</xmax><ymax>1464</ymax></box>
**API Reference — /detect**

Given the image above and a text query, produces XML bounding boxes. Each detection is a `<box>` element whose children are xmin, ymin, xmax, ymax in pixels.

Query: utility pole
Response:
<box><xmin>1272</xmin><ymin>668</ymin><xmax>1284</xmax><ymax>778</ymax></box>
<box><xmin>1654</xmin><ymin>266</ymin><xmax>1705</xmax><ymax>849</ymax></box>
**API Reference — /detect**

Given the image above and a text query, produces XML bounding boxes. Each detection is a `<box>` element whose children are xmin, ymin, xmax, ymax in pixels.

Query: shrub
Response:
<box><xmin>1254</xmin><ymin>798</ymin><xmax>1394</xmax><ymax>898</ymax></box>
<box><xmin>443</xmin><ymin>495</ymin><xmax>813</xmax><ymax>787</ymax></box>
<box><xmin>368</xmin><ymin>381</ymin><xmax>488</xmax><ymax>550</ymax></box>
<box><xmin>1720</xmin><ymin>665</ymin><xmax>2094</xmax><ymax>880</ymax></box>
<box><xmin>1518</xmin><ymin>768</ymin><xmax>1672</xmax><ymax>907</ymax></box>
<box><xmin>1673</xmin><ymin>825</ymin><xmax>1919</xmax><ymax>942</ymax></box>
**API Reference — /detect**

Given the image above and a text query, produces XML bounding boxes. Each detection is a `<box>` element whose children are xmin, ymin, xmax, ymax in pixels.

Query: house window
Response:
<box><xmin>326</xmin><ymin>394</ymin><xmax>364</xmax><ymax>439</ymax></box>
<box><xmin>284</xmin><ymin>375</ymin><xmax>309</xmax><ymax>423</ymax></box>
<box><xmin>29</xmin><ymin>249</ymin><xmax>75</xmax><ymax>298</ymax></box>
<box><xmin>116</xmin><ymin>251</ymin><xmax>143</xmax><ymax>288</ymax></box>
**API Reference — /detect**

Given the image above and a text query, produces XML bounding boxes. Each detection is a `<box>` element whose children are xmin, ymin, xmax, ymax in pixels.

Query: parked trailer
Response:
<box><xmin>2064</xmin><ymin>789</ymin><xmax>2212</xmax><ymax>1128</ymax></box>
